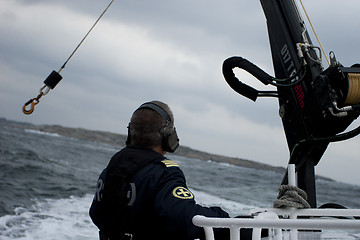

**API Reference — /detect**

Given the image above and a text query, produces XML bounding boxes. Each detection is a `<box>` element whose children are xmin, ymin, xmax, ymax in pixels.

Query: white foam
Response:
<box><xmin>24</xmin><ymin>129</ymin><xmax>61</xmax><ymax>138</ymax></box>
<box><xmin>1</xmin><ymin>193</ymin><xmax>359</xmax><ymax>240</ymax></box>
<box><xmin>0</xmin><ymin>195</ymin><xmax>98</xmax><ymax>240</ymax></box>
<box><xmin>191</xmin><ymin>188</ymin><xmax>256</xmax><ymax>216</ymax></box>
<box><xmin>1</xmin><ymin>191</ymin><xmax>247</xmax><ymax>240</ymax></box>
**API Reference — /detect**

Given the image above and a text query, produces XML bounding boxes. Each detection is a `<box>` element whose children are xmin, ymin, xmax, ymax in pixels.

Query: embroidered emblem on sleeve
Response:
<box><xmin>172</xmin><ymin>187</ymin><xmax>194</xmax><ymax>199</ymax></box>
<box><xmin>161</xmin><ymin>160</ymin><xmax>179</xmax><ymax>168</ymax></box>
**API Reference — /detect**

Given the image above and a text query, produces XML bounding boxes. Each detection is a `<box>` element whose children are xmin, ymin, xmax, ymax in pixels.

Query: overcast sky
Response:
<box><xmin>1</xmin><ymin>0</ymin><xmax>359</xmax><ymax>185</ymax></box>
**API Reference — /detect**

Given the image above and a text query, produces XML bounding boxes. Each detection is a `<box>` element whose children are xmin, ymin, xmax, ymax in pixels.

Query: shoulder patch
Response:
<box><xmin>161</xmin><ymin>159</ymin><xmax>179</xmax><ymax>168</ymax></box>
<box><xmin>172</xmin><ymin>186</ymin><xmax>194</xmax><ymax>199</ymax></box>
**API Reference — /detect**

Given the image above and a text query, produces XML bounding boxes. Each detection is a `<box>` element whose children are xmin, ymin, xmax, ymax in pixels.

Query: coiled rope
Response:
<box><xmin>274</xmin><ymin>185</ymin><xmax>311</xmax><ymax>209</ymax></box>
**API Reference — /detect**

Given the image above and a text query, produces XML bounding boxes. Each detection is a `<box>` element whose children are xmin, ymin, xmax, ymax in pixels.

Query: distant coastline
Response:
<box><xmin>0</xmin><ymin>117</ymin><xmax>286</xmax><ymax>173</ymax></box>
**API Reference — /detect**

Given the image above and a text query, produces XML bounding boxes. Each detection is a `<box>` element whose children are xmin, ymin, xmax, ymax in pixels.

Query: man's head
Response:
<box><xmin>126</xmin><ymin>101</ymin><xmax>179</xmax><ymax>153</ymax></box>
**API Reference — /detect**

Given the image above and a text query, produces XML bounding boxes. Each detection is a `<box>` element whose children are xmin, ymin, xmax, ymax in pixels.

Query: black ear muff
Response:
<box><xmin>162</xmin><ymin>127</ymin><xmax>179</xmax><ymax>153</ymax></box>
<box><xmin>137</xmin><ymin>102</ymin><xmax>180</xmax><ymax>152</ymax></box>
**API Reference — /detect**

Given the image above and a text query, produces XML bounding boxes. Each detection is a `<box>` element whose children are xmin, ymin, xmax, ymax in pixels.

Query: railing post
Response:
<box><xmin>288</xmin><ymin>164</ymin><xmax>298</xmax><ymax>240</ymax></box>
<box><xmin>203</xmin><ymin>226</ymin><xmax>215</xmax><ymax>240</ymax></box>
<box><xmin>230</xmin><ymin>226</ymin><xmax>240</xmax><ymax>240</ymax></box>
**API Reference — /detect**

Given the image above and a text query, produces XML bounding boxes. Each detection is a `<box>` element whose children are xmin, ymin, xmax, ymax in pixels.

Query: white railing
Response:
<box><xmin>193</xmin><ymin>208</ymin><xmax>360</xmax><ymax>240</ymax></box>
<box><xmin>193</xmin><ymin>165</ymin><xmax>360</xmax><ymax>240</ymax></box>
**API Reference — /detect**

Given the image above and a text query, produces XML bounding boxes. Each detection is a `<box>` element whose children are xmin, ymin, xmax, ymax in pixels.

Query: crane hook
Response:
<box><xmin>22</xmin><ymin>92</ymin><xmax>43</xmax><ymax>115</ymax></box>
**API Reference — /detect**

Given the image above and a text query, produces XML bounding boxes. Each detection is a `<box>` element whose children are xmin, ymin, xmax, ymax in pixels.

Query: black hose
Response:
<box><xmin>222</xmin><ymin>57</ymin><xmax>273</xmax><ymax>101</ymax></box>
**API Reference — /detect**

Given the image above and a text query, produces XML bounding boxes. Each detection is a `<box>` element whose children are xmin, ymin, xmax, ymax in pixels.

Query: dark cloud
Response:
<box><xmin>1</xmin><ymin>0</ymin><xmax>359</xmax><ymax>184</ymax></box>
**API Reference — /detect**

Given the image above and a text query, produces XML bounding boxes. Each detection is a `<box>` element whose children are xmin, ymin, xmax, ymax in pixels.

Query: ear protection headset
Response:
<box><xmin>126</xmin><ymin>102</ymin><xmax>179</xmax><ymax>153</ymax></box>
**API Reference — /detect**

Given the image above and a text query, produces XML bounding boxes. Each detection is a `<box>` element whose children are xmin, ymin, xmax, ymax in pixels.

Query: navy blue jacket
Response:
<box><xmin>90</xmin><ymin>146</ymin><xmax>230</xmax><ymax>240</ymax></box>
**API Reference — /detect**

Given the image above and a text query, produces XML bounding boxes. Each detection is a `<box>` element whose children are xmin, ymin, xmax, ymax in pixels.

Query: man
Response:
<box><xmin>89</xmin><ymin>101</ymin><xmax>231</xmax><ymax>240</ymax></box>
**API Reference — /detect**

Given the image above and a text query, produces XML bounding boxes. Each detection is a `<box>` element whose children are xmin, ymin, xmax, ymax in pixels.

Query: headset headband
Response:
<box><xmin>137</xmin><ymin>102</ymin><xmax>172</xmax><ymax>123</ymax></box>
<box><xmin>128</xmin><ymin>101</ymin><xmax>179</xmax><ymax>153</ymax></box>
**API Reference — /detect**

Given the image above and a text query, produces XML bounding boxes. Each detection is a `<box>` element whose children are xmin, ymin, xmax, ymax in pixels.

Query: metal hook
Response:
<box><xmin>23</xmin><ymin>99</ymin><xmax>37</xmax><ymax>115</ymax></box>
<box><xmin>22</xmin><ymin>92</ymin><xmax>43</xmax><ymax>115</ymax></box>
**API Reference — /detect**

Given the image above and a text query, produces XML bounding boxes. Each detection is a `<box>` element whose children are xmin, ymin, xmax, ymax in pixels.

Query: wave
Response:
<box><xmin>0</xmin><ymin>190</ymin><xmax>251</xmax><ymax>240</ymax></box>
<box><xmin>0</xmin><ymin>195</ymin><xmax>98</xmax><ymax>240</ymax></box>
<box><xmin>1</xmin><ymin>124</ymin><xmax>359</xmax><ymax>239</ymax></box>
<box><xmin>191</xmin><ymin>189</ymin><xmax>257</xmax><ymax>216</ymax></box>
<box><xmin>1</xmin><ymin>192</ymin><xmax>359</xmax><ymax>240</ymax></box>
<box><xmin>24</xmin><ymin>129</ymin><xmax>62</xmax><ymax>137</ymax></box>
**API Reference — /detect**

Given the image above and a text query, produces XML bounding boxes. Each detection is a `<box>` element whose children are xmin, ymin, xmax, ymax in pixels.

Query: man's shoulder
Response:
<box><xmin>160</xmin><ymin>159</ymin><xmax>179</xmax><ymax>168</ymax></box>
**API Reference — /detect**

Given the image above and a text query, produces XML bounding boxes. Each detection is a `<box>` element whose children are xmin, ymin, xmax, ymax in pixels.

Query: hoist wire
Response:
<box><xmin>23</xmin><ymin>0</ymin><xmax>115</xmax><ymax>115</ymax></box>
<box><xmin>58</xmin><ymin>0</ymin><xmax>115</xmax><ymax>74</ymax></box>
<box><xmin>298</xmin><ymin>0</ymin><xmax>330</xmax><ymax>66</ymax></box>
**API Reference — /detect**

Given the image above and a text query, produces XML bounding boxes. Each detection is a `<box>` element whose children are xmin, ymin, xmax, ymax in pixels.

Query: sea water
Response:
<box><xmin>1</xmin><ymin>124</ymin><xmax>359</xmax><ymax>239</ymax></box>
